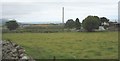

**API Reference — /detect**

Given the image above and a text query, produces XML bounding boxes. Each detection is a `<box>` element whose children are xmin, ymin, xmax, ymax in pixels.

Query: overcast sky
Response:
<box><xmin>0</xmin><ymin>0</ymin><xmax>119</xmax><ymax>23</ymax></box>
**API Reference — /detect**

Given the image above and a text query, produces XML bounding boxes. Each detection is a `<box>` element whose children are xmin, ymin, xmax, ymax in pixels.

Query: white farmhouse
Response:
<box><xmin>98</xmin><ymin>26</ymin><xmax>105</xmax><ymax>31</ymax></box>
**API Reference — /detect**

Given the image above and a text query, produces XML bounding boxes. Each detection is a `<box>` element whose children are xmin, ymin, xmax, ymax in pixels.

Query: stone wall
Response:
<box><xmin>2</xmin><ymin>40</ymin><xmax>35</xmax><ymax>61</ymax></box>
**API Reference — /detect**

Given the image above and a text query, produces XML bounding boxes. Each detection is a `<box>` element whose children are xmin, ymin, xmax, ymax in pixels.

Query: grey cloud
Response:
<box><xmin>1</xmin><ymin>1</ymin><xmax>118</xmax><ymax>23</ymax></box>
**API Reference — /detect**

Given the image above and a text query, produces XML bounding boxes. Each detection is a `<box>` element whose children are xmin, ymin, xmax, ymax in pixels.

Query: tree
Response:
<box><xmin>100</xmin><ymin>17</ymin><xmax>109</xmax><ymax>23</ymax></box>
<box><xmin>82</xmin><ymin>16</ymin><xmax>100</xmax><ymax>32</ymax></box>
<box><xmin>100</xmin><ymin>17</ymin><xmax>109</xmax><ymax>29</ymax></box>
<box><xmin>75</xmin><ymin>18</ymin><xmax>81</xmax><ymax>30</ymax></box>
<box><xmin>65</xmin><ymin>19</ymin><xmax>75</xmax><ymax>29</ymax></box>
<box><xmin>5</xmin><ymin>20</ymin><xmax>19</xmax><ymax>30</ymax></box>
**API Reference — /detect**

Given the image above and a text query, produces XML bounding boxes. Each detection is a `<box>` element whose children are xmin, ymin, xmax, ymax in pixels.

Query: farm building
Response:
<box><xmin>108</xmin><ymin>22</ymin><xmax>120</xmax><ymax>31</ymax></box>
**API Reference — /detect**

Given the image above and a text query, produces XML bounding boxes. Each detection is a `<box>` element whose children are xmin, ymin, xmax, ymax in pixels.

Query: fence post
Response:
<box><xmin>53</xmin><ymin>56</ymin><xmax>56</xmax><ymax>61</ymax></box>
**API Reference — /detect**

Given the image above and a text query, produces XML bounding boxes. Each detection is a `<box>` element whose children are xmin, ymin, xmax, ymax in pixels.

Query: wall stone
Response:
<box><xmin>2</xmin><ymin>40</ymin><xmax>35</xmax><ymax>61</ymax></box>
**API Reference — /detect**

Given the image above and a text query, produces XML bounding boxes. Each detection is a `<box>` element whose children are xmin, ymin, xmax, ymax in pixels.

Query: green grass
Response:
<box><xmin>2</xmin><ymin>32</ymin><xmax>118</xmax><ymax>59</ymax></box>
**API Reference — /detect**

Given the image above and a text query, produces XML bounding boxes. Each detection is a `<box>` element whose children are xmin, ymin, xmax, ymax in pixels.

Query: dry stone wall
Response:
<box><xmin>2</xmin><ymin>40</ymin><xmax>35</xmax><ymax>61</ymax></box>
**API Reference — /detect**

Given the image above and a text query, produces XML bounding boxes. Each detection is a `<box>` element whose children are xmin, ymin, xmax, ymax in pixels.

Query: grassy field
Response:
<box><xmin>2</xmin><ymin>32</ymin><xmax>118</xmax><ymax>59</ymax></box>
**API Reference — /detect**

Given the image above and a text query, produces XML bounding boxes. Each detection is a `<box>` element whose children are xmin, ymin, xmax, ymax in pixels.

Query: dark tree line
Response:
<box><xmin>65</xmin><ymin>16</ymin><xmax>109</xmax><ymax>32</ymax></box>
<box><xmin>65</xmin><ymin>18</ymin><xmax>81</xmax><ymax>30</ymax></box>
<box><xmin>5</xmin><ymin>16</ymin><xmax>109</xmax><ymax>32</ymax></box>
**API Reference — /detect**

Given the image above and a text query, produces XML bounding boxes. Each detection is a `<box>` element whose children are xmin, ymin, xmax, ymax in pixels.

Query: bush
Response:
<box><xmin>5</xmin><ymin>20</ymin><xmax>19</xmax><ymax>31</ymax></box>
<box><xmin>82</xmin><ymin>16</ymin><xmax>100</xmax><ymax>32</ymax></box>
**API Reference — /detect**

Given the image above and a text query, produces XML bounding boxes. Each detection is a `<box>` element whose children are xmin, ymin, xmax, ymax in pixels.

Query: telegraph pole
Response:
<box><xmin>62</xmin><ymin>7</ymin><xmax>64</xmax><ymax>31</ymax></box>
<box><xmin>118</xmin><ymin>1</ymin><xmax>120</xmax><ymax>23</ymax></box>
<box><xmin>62</xmin><ymin>7</ymin><xmax>64</xmax><ymax>24</ymax></box>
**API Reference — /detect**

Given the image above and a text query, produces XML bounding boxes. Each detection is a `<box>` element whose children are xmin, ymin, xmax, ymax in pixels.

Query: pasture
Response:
<box><xmin>2</xmin><ymin>32</ymin><xmax>118</xmax><ymax>59</ymax></box>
